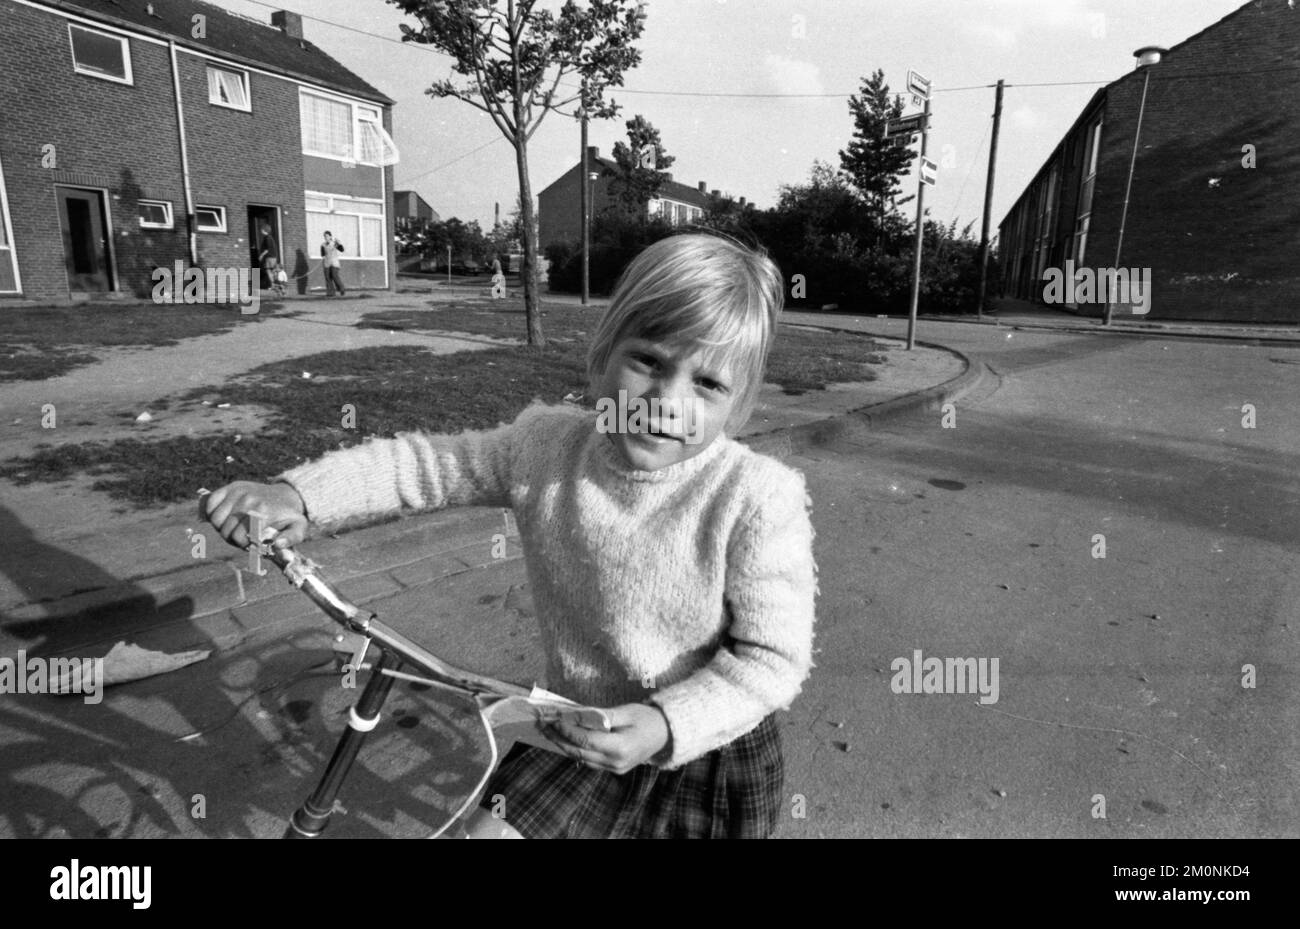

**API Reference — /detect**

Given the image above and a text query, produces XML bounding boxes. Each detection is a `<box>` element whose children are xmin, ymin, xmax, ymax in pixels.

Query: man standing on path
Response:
<box><xmin>322</xmin><ymin>231</ymin><xmax>346</xmax><ymax>297</ymax></box>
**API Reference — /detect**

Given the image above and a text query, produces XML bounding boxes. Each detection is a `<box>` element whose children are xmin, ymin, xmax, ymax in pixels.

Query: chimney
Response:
<box><xmin>586</xmin><ymin>146</ymin><xmax>599</xmax><ymax>161</ymax></box>
<box><xmin>739</xmin><ymin>197</ymin><xmax>747</xmax><ymax>207</ymax></box>
<box><xmin>663</xmin><ymin>172</ymin><xmax>673</xmax><ymax>182</ymax></box>
<box><xmin>1134</xmin><ymin>45</ymin><xmax>1166</xmax><ymax>68</ymax></box>
<box><xmin>272</xmin><ymin>11</ymin><xmax>303</xmax><ymax>40</ymax></box>
<box><xmin>710</xmin><ymin>189</ymin><xmax>720</xmax><ymax>198</ymax></box>
<box><xmin>698</xmin><ymin>181</ymin><xmax>707</xmax><ymax>193</ymax></box>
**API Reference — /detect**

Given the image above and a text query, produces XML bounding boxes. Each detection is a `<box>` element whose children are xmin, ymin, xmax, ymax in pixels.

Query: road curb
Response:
<box><xmin>740</xmin><ymin>340</ymin><xmax>985</xmax><ymax>460</ymax></box>
<box><xmin>907</xmin><ymin>313</ymin><xmax>1300</xmax><ymax>347</ymax></box>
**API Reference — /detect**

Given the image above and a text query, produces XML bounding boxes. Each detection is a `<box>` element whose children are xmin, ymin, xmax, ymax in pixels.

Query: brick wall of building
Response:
<box><xmin>1004</xmin><ymin>0</ymin><xmax>1300</xmax><ymax>321</ymax></box>
<box><xmin>0</xmin><ymin>3</ymin><xmax>187</xmax><ymax>301</ymax></box>
<box><xmin>0</xmin><ymin>0</ymin><xmax>395</xmax><ymax>303</ymax></box>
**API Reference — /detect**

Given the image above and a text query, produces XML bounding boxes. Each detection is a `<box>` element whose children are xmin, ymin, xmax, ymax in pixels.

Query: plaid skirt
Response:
<box><xmin>478</xmin><ymin>714</ymin><xmax>784</xmax><ymax>839</ymax></box>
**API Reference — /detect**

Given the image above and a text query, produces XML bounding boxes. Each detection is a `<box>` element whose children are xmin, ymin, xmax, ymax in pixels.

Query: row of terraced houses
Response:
<box><xmin>0</xmin><ymin>0</ymin><xmax>398</xmax><ymax>303</ymax></box>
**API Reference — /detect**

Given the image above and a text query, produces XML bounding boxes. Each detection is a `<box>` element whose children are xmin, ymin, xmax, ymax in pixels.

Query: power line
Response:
<box><xmin>400</xmin><ymin>136</ymin><xmax>506</xmax><ymax>186</ymax></box>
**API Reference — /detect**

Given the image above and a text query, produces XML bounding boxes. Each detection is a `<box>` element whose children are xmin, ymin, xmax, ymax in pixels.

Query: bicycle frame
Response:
<box><xmin>262</xmin><ymin>543</ymin><xmax>530</xmax><ymax>838</ymax></box>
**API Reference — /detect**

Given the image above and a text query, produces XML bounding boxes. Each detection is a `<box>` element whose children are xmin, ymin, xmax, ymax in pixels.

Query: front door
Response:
<box><xmin>57</xmin><ymin>187</ymin><xmax>113</xmax><ymax>292</ymax></box>
<box><xmin>248</xmin><ymin>205</ymin><xmax>281</xmax><ymax>289</ymax></box>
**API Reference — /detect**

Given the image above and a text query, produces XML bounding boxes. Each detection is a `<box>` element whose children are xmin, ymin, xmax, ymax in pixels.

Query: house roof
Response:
<box><xmin>585</xmin><ymin>154</ymin><xmax>712</xmax><ymax>208</ymax></box>
<box><xmin>40</xmin><ymin>0</ymin><xmax>392</xmax><ymax>104</ymax></box>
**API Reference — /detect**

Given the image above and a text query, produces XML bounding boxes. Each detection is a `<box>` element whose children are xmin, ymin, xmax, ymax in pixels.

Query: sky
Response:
<box><xmin>220</xmin><ymin>0</ymin><xmax>1252</xmax><ymax>234</ymax></box>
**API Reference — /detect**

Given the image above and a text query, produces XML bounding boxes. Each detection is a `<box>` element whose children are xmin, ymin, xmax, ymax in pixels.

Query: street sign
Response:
<box><xmin>919</xmin><ymin>156</ymin><xmax>937</xmax><ymax>186</ymax></box>
<box><xmin>884</xmin><ymin>112</ymin><xmax>928</xmax><ymax>140</ymax></box>
<box><xmin>908</xmin><ymin>70</ymin><xmax>931</xmax><ymax>100</ymax></box>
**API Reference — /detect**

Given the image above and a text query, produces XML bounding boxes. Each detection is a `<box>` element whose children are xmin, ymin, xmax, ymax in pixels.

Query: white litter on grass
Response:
<box><xmin>135</xmin><ymin>411</ymin><xmax>154</xmax><ymax>423</ymax></box>
<box><xmin>302</xmin><ymin>371</ymin><xmax>313</xmax><ymax>379</ymax></box>
<box><xmin>562</xmin><ymin>392</ymin><xmax>584</xmax><ymax>404</ymax></box>
<box><xmin>217</xmin><ymin>403</ymin><xmax>231</xmax><ymax>409</ymax></box>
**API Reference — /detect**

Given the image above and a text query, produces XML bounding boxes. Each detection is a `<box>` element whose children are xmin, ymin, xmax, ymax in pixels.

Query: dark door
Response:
<box><xmin>57</xmin><ymin>187</ymin><xmax>113</xmax><ymax>292</ymax></box>
<box><xmin>248</xmin><ymin>205</ymin><xmax>280</xmax><ymax>289</ymax></box>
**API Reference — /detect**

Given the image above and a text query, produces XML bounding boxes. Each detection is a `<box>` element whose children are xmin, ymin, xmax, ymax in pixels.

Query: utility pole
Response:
<box><xmin>905</xmin><ymin>95</ymin><xmax>932</xmax><ymax>351</ymax></box>
<box><xmin>580</xmin><ymin>109</ymin><xmax>590</xmax><ymax>306</ymax></box>
<box><xmin>976</xmin><ymin>79</ymin><xmax>1004</xmax><ymax>320</ymax></box>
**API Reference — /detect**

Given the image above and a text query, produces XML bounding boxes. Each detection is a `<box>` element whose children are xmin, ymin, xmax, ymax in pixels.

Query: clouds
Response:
<box><xmin>761</xmin><ymin>53</ymin><xmax>825</xmax><ymax>96</ymax></box>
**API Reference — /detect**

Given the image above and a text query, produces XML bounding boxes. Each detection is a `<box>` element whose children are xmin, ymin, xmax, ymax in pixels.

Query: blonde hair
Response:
<box><xmin>586</xmin><ymin>233</ymin><xmax>784</xmax><ymax>431</ymax></box>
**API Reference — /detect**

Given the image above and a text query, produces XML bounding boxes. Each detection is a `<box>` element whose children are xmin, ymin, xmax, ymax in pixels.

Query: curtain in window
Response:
<box><xmin>208</xmin><ymin>68</ymin><xmax>248</xmax><ymax>108</ymax></box>
<box><xmin>358</xmin><ymin>119</ymin><xmax>400</xmax><ymax>166</ymax></box>
<box><xmin>301</xmin><ymin>94</ymin><xmax>353</xmax><ymax>159</ymax></box>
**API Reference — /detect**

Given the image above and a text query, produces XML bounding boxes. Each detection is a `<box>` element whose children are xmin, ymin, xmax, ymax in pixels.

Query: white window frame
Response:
<box><xmin>68</xmin><ymin>23</ymin><xmax>133</xmax><ymax>85</ymax></box>
<box><xmin>196</xmin><ymin>205</ymin><xmax>227</xmax><ymax>233</ymax></box>
<box><xmin>305</xmin><ymin>191</ymin><xmax>387</xmax><ymax>260</ymax></box>
<box><xmin>207</xmin><ymin>64</ymin><xmax>251</xmax><ymax>112</ymax></box>
<box><xmin>301</xmin><ymin>91</ymin><xmax>397</xmax><ymax>166</ymax></box>
<box><xmin>138</xmin><ymin>199</ymin><xmax>174</xmax><ymax>230</ymax></box>
<box><xmin>0</xmin><ymin>152</ymin><xmax>19</xmax><ymax>293</ymax></box>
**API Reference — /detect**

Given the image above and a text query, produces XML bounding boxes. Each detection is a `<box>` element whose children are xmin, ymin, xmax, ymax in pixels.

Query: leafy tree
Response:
<box><xmin>392</xmin><ymin>0</ymin><xmax>648</xmax><ymax>346</ymax></box>
<box><xmin>839</xmin><ymin>69</ymin><xmax>915</xmax><ymax>232</ymax></box>
<box><xmin>604</xmin><ymin>114</ymin><xmax>676</xmax><ymax>214</ymax></box>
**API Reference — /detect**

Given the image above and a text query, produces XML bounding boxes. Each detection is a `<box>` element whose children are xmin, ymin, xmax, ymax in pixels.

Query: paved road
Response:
<box><xmin>776</xmin><ymin>317</ymin><xmax>1299</xmax><ymax>837</ymax></box>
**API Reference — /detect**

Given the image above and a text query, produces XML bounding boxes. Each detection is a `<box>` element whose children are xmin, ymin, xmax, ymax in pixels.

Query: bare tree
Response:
<box><xmin>391</xmin><ymin>0</ymin><xmax>647</xmax><ymax>345</ymax></box>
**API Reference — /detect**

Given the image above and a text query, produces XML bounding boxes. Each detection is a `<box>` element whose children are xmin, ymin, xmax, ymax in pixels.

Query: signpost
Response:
<box><xmin>904</xmin><ymin>72</ymin><xmax>932</xmax><ymax>351</ymax></box>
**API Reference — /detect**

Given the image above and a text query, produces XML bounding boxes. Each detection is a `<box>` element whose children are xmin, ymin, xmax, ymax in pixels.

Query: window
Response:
<box><xmin>69</xmin><ymin>24</ymin><xmax>132</xmax><ymax>84</ymax></box>
<box><xmin>208</xmin><ymin>66</ymin><xmax>250</xmax><ymax>111</ymax></box>
<box><xmin>305</xmin><ymin>192</ymin><xmax>386</xmax><ymax>259</ymax></box>
<box><xmin>301</xmin><ymin>92</ymin><xmax>398</xmax><ymax>165</ymax></box>
<box><xmin>301</xmin><ymin>92</ymin><xmax>357</xmax><ymax>160</ymax></box>
<box><xmin>138</xmin><ymin>200</ymin><xmax>173</xmax><ymax>229</ymax></box>
<box><xmin>196</xmin><ymin>206</ymin><xmax>226</xmax><ymax>233</ymax></box>
<box><xmin>357</xmin><ymin>110</ymin><xmax>400</xmax><ymax>166</ymax></box>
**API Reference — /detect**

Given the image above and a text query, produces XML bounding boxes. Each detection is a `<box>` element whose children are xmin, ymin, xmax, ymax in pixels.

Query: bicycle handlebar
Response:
<box><xmin>263</xmin><ymin>543</ymin><xmax>531</xmax><ymax>699</ymax></box>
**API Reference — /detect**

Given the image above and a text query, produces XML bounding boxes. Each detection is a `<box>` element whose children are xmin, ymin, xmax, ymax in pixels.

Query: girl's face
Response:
<box><xmin>594</xmin><ymin>336</ymin><xmax>742</xmax><ymax>472</ymax></box>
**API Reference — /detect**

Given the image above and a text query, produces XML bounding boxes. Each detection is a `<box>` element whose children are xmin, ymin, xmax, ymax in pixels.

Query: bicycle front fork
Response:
<box><xmin>285</xmin><ymin>649</ymin><xmax>399</xmax><ymax>838</ymax></box>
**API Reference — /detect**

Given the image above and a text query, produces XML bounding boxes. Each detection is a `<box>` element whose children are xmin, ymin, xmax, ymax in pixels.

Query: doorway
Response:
<box><xmin>247</xmin><ymin>205</ymin><xmax>281</xmax><ymax>289</ymax></box>
<box><xmin>56</xmin><ymin>187</ymin><xmax>114</xmax><ymax>293</ymax></box>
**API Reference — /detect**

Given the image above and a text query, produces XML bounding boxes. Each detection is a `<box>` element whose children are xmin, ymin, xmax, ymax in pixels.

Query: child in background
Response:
<box><xmin>202</xmin><ymin>233</ymin><xmax>817</xmax><ymax>839</ymax></box>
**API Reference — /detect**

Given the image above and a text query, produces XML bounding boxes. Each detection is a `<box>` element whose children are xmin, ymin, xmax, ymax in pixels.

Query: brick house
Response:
<box><xmin>997</xmin><ymin>0</ymin><xmax>1300</xmax><ymax>322</ymax></box>
<box><xmin>538</xmin><ymin>146</ymin><xmax>743</xmax><ymax>251</ymax></box>
<box><xmin>0</xmin><ymin>0</ymin><xmax>398</xmax><ymax>303</ymax></box>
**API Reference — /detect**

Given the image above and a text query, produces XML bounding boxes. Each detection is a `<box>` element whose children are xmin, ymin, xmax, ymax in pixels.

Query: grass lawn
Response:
<box><xmin>0</xmin><ymin>299</ymin><xmax>887</xmax><ymax>507</ymax></box>
<box><xmin>0</xmin><ymin>302</ymin><xmax>276</xmax><ymax>382</ymax></box>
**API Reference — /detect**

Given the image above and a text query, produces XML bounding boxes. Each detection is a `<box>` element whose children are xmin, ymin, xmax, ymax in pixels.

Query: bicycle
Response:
<box><xmin>253</xmin><ymin>538</ymin><xmax>610</xmax><ymax>839</ymax></box>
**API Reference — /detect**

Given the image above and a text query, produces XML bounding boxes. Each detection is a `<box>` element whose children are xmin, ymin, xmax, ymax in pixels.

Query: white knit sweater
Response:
<box><xmin>279</xmin><ymin>403</ymin><xmax>818</xmax><ymax>768</ymax></box>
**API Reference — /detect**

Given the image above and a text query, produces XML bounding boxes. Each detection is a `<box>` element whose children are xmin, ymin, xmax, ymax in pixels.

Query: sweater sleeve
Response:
<box><xmin>275</xmin><ymin>405</ymin><xmax>555</xmax><ymax>527</ymax></box>
<box><xmin>649</xmin><ymin>467</ymin><xmax>818</xmax><ymax>768</ymax></box>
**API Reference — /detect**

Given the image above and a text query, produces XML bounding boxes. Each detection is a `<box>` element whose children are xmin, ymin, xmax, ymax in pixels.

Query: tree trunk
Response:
<box><xmin>515</xmin><ymin>139</ymin><xmax>544</xmax><ymax>346</ymax></box>
<box><xmin>512</xmin><ymin>141</ymin><xmax>543</xmax><ymax>348</ymax></box>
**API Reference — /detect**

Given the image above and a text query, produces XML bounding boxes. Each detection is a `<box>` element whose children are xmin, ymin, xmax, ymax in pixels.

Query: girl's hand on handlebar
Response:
<box><xmin>542</xmin><ymin>703</ymin><xmax>671</xmax><ymax>775</ymax></box>
<box><xmin>202</xmin><ymin>481</ymin><xmax>309</xmax><ymax>550</ymax></box>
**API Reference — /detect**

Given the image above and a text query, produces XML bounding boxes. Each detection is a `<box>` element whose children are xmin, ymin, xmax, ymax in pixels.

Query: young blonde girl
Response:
<box><xmin>203</xmin><ymin>233</ymin><xmax>817</xmax><ymax>839</ymax></box>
